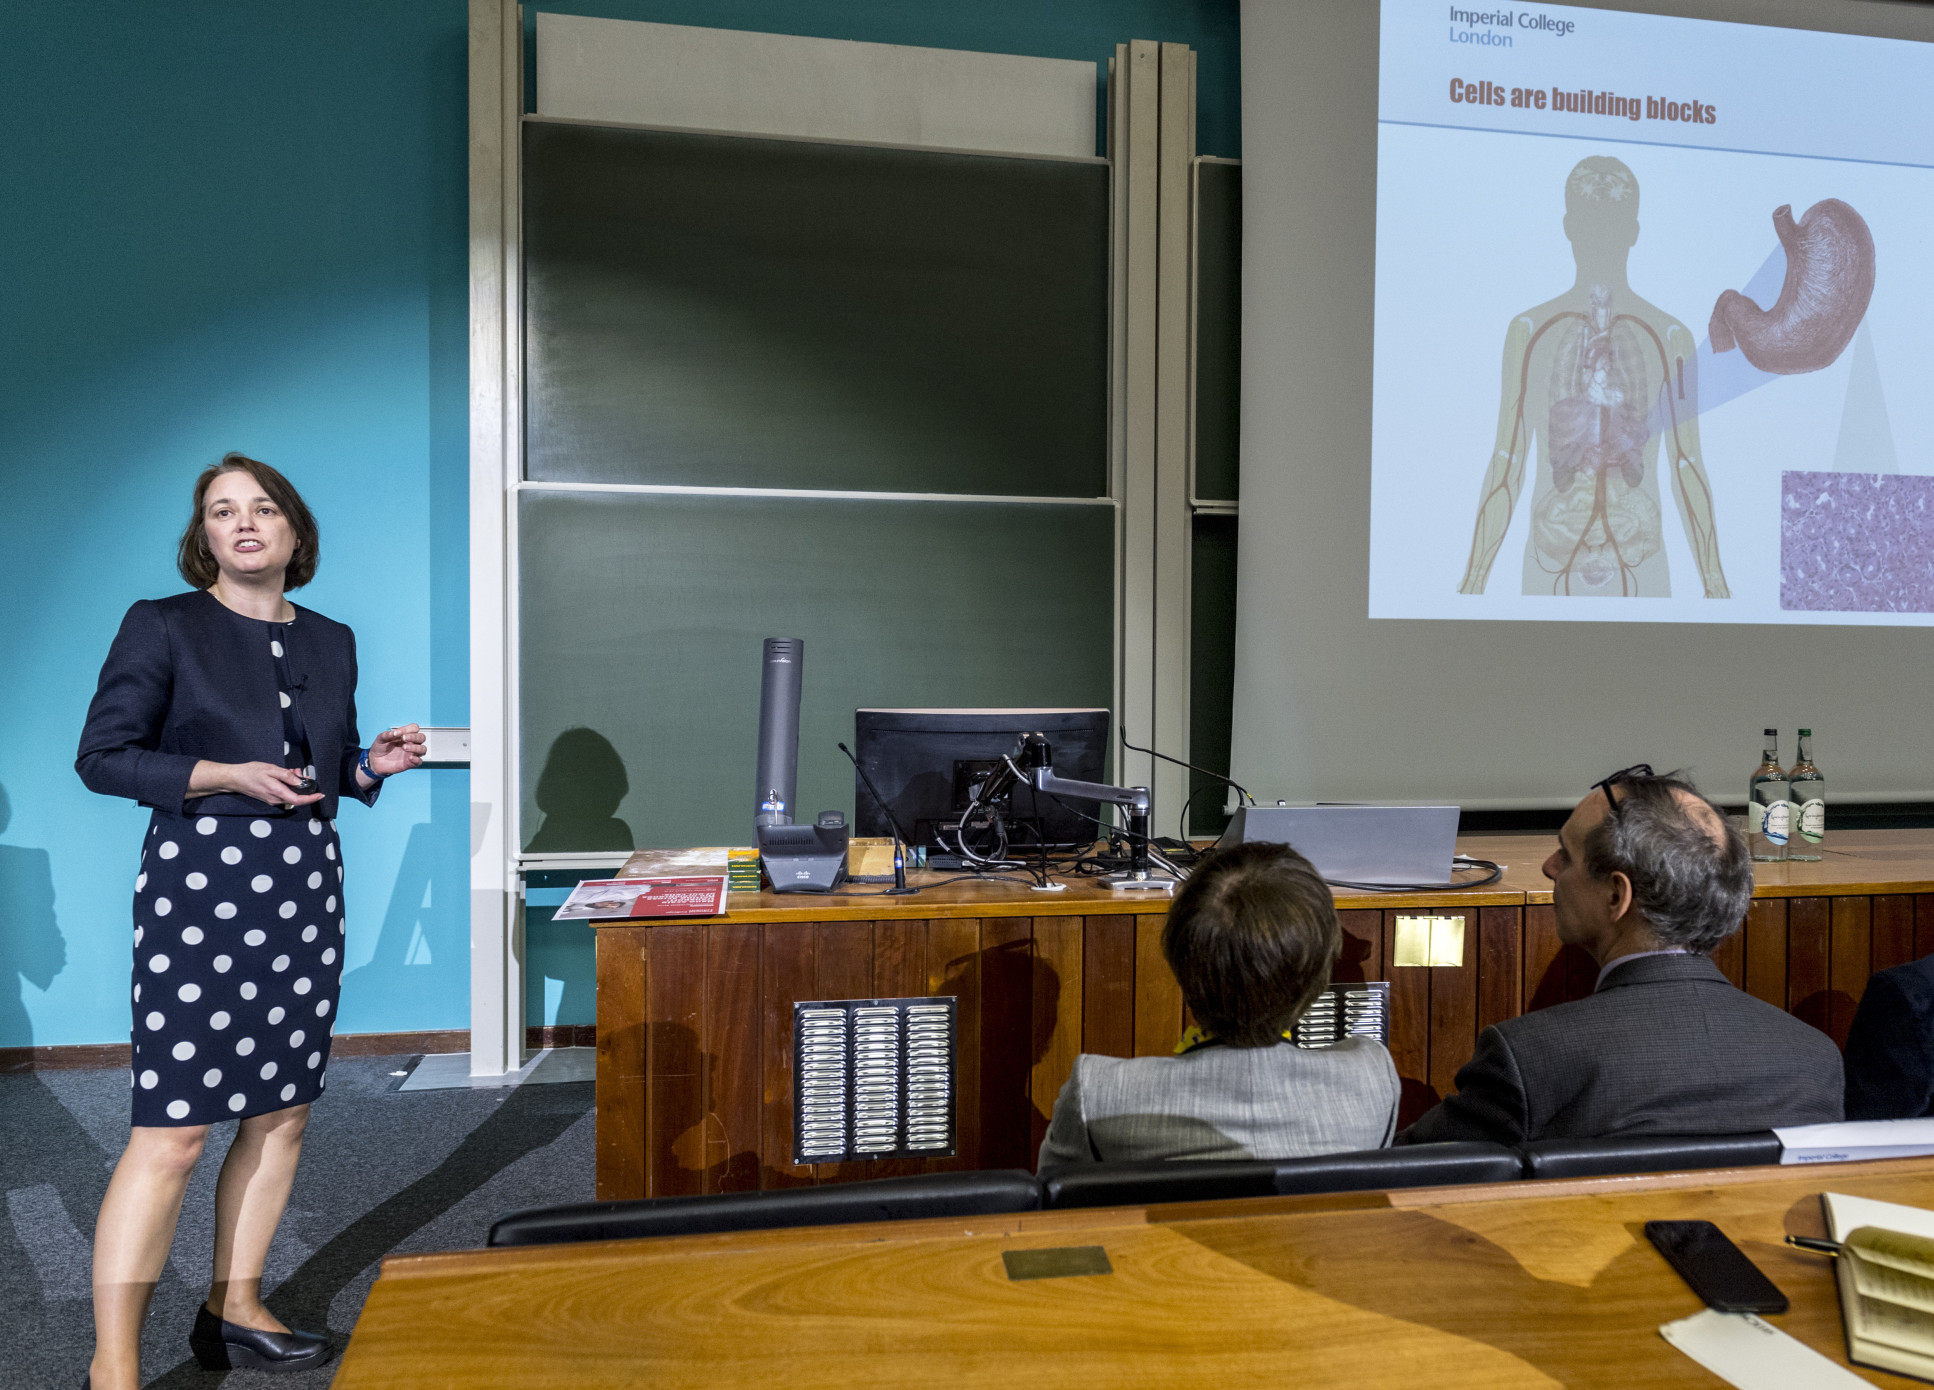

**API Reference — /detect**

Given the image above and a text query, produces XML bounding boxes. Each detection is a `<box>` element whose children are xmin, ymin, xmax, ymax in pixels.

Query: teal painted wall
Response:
<box><xmin>0</xmin><ymin>0</ymin><xmax>473</xmax><ymax>1049</ymax></box>
<box><xmin>0</xmin><ymin>0</ymin><xmax>1238</xmax><ymax>1047</ymax></box>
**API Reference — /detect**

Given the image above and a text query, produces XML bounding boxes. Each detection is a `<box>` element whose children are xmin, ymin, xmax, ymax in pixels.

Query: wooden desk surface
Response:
<box><xmin>336</xmin><ymin>1158</ymin><xmax>1934</xmax><ymax>1388</ymax></box>
<box><xmin>1462</xmin><ymin>827</ymin><xmax>1934</xmax><ymax>905</ymax></box>
<box><xmin>598</xmin><ymin>829</ymin><xmax>1934</xmax><ymax>926</ymax></box>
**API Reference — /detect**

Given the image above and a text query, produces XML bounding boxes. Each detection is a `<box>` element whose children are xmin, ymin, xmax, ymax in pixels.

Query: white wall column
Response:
<box><xmin>468</xmin><ymin>0</ymin><xmax>524</xmax><ymax>1077</ymax></box>
<box><xmin>1111</xmin><ymin>40</ymin><xmax>1197</xmax><ymax>831</ymax></box>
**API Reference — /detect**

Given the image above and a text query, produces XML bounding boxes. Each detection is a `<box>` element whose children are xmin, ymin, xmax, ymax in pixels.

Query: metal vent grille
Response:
<box><xmin>1291</xmin><ymin>981</ymin><xmax>1391</xmax><ymax>1049</ymax></box>
<box><xmin>793</xmin><ymin>997</ymin><xmax>957</xmax><ymax>1164</ymax></box>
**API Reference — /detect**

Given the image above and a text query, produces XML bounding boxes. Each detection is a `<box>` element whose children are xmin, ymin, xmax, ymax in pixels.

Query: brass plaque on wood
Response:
<box><xmin>1001</xmin><ymin>1246</ymin><xmax>1114</xmax><ymax>1281</ymax></box>
<box><xmin>1393</xmin><ymin>914</ymin><xmax>1466</xmax><ymax>968</ymax></box>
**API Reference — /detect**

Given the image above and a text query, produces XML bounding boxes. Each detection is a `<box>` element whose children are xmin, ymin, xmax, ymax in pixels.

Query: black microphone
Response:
<box><xmin>1119</xmin><ymin>728</ymin><xmax>1254</xmax><ymax>807</ymax></box>
<box><xmin>837</xmin><ymin>742</ymin><xmax>916</xmax><ymax>896</ymax></box>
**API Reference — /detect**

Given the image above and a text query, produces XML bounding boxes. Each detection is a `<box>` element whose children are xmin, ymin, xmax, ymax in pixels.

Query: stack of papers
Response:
<box><xmin>1776</xmin><ymin>1120</ymin><xmax>1934</xmax><ymax>1165</ymax></box>
<box><xmin>616</xmin><ymin>846</ymin><xmax>732</xmax><ymax>876</ymax></box>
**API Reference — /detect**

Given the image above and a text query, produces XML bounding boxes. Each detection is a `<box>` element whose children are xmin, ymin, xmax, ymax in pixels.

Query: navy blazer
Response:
<box><xmin>1843</xmin><ymin>957</ymin><xmax>1934</xmax><ymax>1121</ymax></box>
<box><xmin>76</xmin><ymin>590</ymin><xmax>381</xmax><ymax>820</ymax></box>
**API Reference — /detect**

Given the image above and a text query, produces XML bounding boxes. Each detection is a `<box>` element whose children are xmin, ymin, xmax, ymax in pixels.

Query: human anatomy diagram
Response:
<box><xmin>1459</xmin><ymin>157</ymin><xmax>1729</xmax><ymax>598</ymax></box>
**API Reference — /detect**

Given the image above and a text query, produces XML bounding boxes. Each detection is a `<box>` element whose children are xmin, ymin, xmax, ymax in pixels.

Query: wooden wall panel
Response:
<box><xmin>1133</xmin><ymin>914</ymin><xmax>1182</xmax><ymax>1057</ymax></box>
<box><xmin>1873</xmin><ymin>896</ymin><xmax>1916</xmax><ymax>977</ymax></box>
<box><xmin>977</xmin><ymin>918</ymin><xmax>1036</xmax><ymax>1171</ymax></box>
<box><xmin>813</xmin><ymin>921</ymin><xmax>878</xmax><ymax>1183</ymax></box>
<box><xmin>1334</xmin><ymin>909</ymin><xmax>1382</xmax><ymax>984</ymax></box>
<box><xmin>867</xmin><ymin>919</ymin><xmax>931</xmax><ymax>1180</ymax></box>
<box><xmin>873</xmin><ymin>920</ymin><xmax>928</xmax><ymax>998</ymax></box>
<box><xmin>925</xmin><ymin>919</ymin><xmax>982</xmax><ymax>1172</ymax></box>
<box><xmin>1522</xmin><ymin>905</ymin><xmax>1566</xmax><ymax>1013</ymax></box>
<box><xmin>594</xmin><ymin>926</ymin><xmax>647</xmax><ymax>1200</ymax></box>
<box><xmin>1742</xmin><ymin>898</ymin><xmax>1787</xmax><ymax>1011</ymax></box>
<box><xmin>1827</xmin><ymin>897</ymin><xmax>1873</xmax><ymax>1047</ymax></box>
<box><xmin>1787</xmin><ymin>898</ymin><xmax>1831</xmax><ymax>1035</ymax></box>
<box><xmin>645</xmin><ymin>923</ymin><xmax>706</xmax><ymax>1199</ymax></box>
<box><xmin>1383</xmin><ymin>911</ymin><xmax>1433</xmax><ymax>1127</ymax></box>
<box><xmin>1031</xmin><ymin>917</ymin><xmax>1083</xmax><ymax>1159</ymax></box>
<box><xmin>814</xmin><ymin>921</ymin><xmax>876</xmax><ymax>997</ymax></box>
<box><xmin>759</xmin><ymin>920</ymin><xmax>817</xmax><ymax>1189</ymax></box>
<box><xmin>1709</xmin><ymin>928</ymin><xmax>1744</xmax><ymax>989</ymax></box>
<box><xmin>1566</xmin><ymin>933</ymin><xmax>1598</xmax><ymax>1002</ymax></box>
<box><xmin>603</xmin><ymin>886</ymin><xmax>1934</xmax><ymax>1197</ymax></box>
<box><xmin>1476</xmin><ymin>906</ymin><xmax>1521</xmax><ymax>1033</ymax></box>
<box><xmin>1082</xmin><ymin>915</ymin><xmax>1137</xmax><ymax>1058</ymax></box>
<box><xmin>702</xmin><ymin>922</ymin><xmax>762</xmax><ymax>1193</ymax></box>
<box><xmin>1427</xmin><ymin>912</ymin><xmax>1477</xmax><ymax>1106</ymax></box>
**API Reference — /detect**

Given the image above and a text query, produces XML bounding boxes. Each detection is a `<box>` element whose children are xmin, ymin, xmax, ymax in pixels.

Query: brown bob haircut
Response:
<box><xmin>1162</xmin><ymin>840</ymin><xmax>1340</xmax><ymax>1047</ymax></box>
<box><xmin>176</xmin><ymin>453</ymin><xmax>320</xmax><ymax>591</ymax></box>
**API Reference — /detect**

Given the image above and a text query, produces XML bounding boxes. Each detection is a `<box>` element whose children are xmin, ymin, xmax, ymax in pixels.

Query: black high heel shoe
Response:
<box><xmin>188</xmin><ymin>1304</ymin><xmax>332</xmax><ymax>1373</ymax></box>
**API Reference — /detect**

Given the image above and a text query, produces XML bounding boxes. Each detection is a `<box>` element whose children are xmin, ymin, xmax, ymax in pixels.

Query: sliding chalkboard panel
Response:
<box><xmin>518</xmin><ymin>490</ymin><xmax>1115</xmax><ymax>852</ymax></box>
<box><xmin>1189</xmin><ymin>512</ymin><xmax>1239</xmax><ymax>838</ymax></box>
<box><xmin>1194</xmin><ymin>159</ymin><xmax>1240</xmax><ymax>503</ymax></box>
<box><xmin>523</xmin><ymin>119</ymin><xmax>1110</xmax><ymax>497</ymax></box>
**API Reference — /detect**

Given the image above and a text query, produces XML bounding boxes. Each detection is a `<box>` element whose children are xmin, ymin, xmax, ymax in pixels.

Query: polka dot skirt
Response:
<box><xmin>129</xmin><ymin>809</ymin><xmax>344</xmax><ymax>1125</ymax></box>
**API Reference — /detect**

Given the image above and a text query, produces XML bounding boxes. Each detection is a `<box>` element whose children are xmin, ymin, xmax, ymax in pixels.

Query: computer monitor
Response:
<box><xmin>852</xmin><ymin>709</ymin><xmax>1110</xmax><ymax>858</ymax></box>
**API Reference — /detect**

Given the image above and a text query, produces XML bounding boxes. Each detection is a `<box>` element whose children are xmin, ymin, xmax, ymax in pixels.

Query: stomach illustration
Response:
<box><xmin>1709</xmin><ymin>198</ymin><xmax>1874</xmax><ymax>375</ymax></box>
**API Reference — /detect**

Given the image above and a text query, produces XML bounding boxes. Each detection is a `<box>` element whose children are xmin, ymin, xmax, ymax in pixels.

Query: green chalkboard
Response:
<box><xmin>1194</xmin><ymin>159</ymin><xmax>1241</xmax><ymax>503</ymax></box>
<box><xmin>523</xmin><ymin>119</ymin><xmax>1110</xmax><ymax>497</ymax></box>
<box><xmin>518</xmin><ymin>489</ymin><xmax>1115</xmax><ymax>853</ymax></box>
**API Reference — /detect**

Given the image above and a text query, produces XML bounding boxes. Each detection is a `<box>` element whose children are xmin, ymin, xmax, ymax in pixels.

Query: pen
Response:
<box><xmin>1785</xmin><ymin>1235</ymin><xmax>1842</xmax><ymax>1257</ymax></box>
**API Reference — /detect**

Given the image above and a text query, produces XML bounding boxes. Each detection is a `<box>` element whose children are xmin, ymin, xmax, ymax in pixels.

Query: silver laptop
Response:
<box><xmin>1216</xmin><ymin>805</ymin><xmax>1461</xmax><ymax>886</ymax></box>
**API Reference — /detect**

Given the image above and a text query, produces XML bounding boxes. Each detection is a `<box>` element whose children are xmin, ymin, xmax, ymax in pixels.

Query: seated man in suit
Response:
<box><xmin>1037</xmin><ymin>841</ymin><xmax>1398</xmax><ymax>1168</ymax></box>
<box><xmin>1399</xmin><ymin>768</ymin><xmax>1841</xmax><ymax>1145</ymax></box>
<box><xmin>1843</xmin><ymin>956</ymin><xmax>1934</xmax><ymax>1119</ymax></box>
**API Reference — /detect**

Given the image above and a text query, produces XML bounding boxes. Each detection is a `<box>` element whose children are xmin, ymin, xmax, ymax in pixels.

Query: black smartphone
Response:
<box><xmin>290</xmin><ymin>777</ymin><xmax>320</xmax><ymax>796</ymax></box>
<box><xmin>1645</xmin><ymin>1220</ymin><xmax>1789</xmax><ymax>1314</ymax></box>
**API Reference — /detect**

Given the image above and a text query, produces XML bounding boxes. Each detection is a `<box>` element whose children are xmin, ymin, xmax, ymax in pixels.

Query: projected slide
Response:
<box><xmin>1369</xmin><ymin>1</ymin><xmax>1934</xmax><ymax>623</ymax></box>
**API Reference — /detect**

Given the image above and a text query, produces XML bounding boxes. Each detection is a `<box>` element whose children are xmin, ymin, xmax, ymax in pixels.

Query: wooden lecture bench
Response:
<box><xmin>588</xmin><ymin>828</ymin><xmax>1934</xmax><ymax>1201</ymax></box>
<box><xmin>336</xmin><ymin>1155</ymin><xmax>1934</xmax><ymax>1387</ymax></box>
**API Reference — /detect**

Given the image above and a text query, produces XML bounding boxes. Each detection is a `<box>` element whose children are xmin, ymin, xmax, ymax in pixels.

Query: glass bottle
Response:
<box><xmin>1788</xmin><ymin>728</ymin><xmax>1825</xmax><ymax>861</ymax></box>
<box><xmin>1748</xmin><ymin>728</ymin><xmax>1792</xmax><ymax>863</ymax></box>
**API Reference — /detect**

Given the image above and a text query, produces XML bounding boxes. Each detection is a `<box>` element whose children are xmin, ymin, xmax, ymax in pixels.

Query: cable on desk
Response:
<box><xmin>835</xmin><ymin>871</ymin><xmax>1042</xmax><ymax>897</ymax></box>
<box><xmin>1323</xmin><ymin>857</ymin><xmax>1504</xmax><ymax>893</ymax></box>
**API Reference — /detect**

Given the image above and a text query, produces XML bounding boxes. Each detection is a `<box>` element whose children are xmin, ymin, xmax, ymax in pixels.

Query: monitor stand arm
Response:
<box><xmin>1029</xmin><ymin>769</ymin><xmax>1173</xmax><ymax>891</ymax></box>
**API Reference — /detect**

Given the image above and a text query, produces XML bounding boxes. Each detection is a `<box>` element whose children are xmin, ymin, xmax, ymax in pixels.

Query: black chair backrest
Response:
<box><xmin>487</xmin><ymin>1168</ymin><xmax>1041</xmax><ymax>1247</ymax></box>
<box><xmin>1518</xmin><ymin>1132</ymin><xmax>1783</xmax><ymax>1181</ymax></box>
<box><xmin>1040</xmin><ymin>1142</ymin><xmax>1524</xmax><ymax>1210</ymax></box>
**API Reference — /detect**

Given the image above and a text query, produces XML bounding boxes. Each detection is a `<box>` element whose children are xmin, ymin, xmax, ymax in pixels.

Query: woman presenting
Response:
<box><xmin>76</xmin><ymin>454</ymin><xmax>425</xmax><ymax>1386</ymax></box>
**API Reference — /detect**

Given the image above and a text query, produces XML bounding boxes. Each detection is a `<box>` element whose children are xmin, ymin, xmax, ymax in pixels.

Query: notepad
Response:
<box><xmin>1821</xmin><ymin>1191</ymin><xmax>1934</xmax><ymax>1381</ymax></box>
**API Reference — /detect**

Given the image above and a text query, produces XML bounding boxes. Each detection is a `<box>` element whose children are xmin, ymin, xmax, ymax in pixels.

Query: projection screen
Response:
<box><xmin>1233</xmin><ymin>0</ymin><xmax>1934</xmax><ymax>808</ymax></box>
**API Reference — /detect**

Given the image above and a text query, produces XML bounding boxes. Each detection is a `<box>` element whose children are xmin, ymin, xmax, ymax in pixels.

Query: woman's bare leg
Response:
<box><xmin>205</xmin><ymin>1103</ymin><xmax>310</xmax><ymax>1332</ymax></box>
<box><xmin>90</xmin><ymin>1124</ymin><xmax>210</xmax><ymax>1390</ymax></box>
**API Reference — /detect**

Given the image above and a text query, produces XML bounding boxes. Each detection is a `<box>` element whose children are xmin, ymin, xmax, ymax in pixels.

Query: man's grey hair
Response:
<box><xmin>1581</xmin><ymin>771</ymin><xmax>1752</xmax><ymax>953</ymax></box>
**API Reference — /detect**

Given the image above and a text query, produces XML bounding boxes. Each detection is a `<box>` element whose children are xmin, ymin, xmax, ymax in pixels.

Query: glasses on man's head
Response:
<box><xmin>1590</xmin><ymin>764</ymin><xmax>1653</xmax><ymax>818</ymax></box>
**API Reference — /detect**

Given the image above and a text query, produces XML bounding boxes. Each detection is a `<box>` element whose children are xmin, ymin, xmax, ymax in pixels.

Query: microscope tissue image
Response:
<box><xmin>1781</xmin><ymin>470</ymin><xmax>1934</xmax><ymax>613</ymax></box>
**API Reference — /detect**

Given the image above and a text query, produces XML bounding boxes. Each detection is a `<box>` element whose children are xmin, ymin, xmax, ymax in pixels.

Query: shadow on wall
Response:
<box><xmin>526</xmin><ymin>728</ymin><xmax>634</xmax><ymax>853</ymax></box>
<box><xmin>0</xmin><ymin>782</ymin><xmax>67</xmax><ymax>1049</ymax></box>
<box><xmin>338</xmin><ymin>770</ymin><xmax>470</xmax><ymax>1029</ymax></box>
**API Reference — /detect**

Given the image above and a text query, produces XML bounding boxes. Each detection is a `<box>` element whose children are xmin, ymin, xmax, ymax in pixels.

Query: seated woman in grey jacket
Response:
<box><xmin>1038</xmin><ymin>841</ymin><xmax>1399</xmax><ymax>1167</ymax></box>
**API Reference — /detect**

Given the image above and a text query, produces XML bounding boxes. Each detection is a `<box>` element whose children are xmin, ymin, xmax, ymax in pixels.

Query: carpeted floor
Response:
<box><xmin>0</xmin><ymin>1054</ymin><xmax>593</xmax><ymax>1388</ymax></box>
